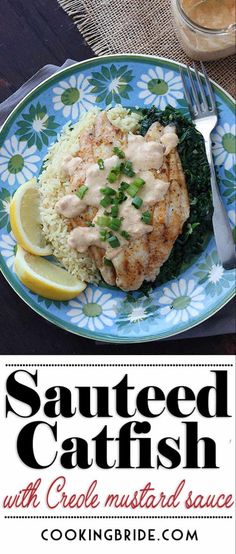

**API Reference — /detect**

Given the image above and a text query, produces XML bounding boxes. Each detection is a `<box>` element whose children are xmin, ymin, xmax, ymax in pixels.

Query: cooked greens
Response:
<box><xmin>140</xmin><ymin>105</ymin><xmax>213</xmax><ymax>285</ymax></box>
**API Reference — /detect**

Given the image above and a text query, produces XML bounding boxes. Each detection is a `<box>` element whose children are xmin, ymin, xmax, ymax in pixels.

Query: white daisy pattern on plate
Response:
<box><xmin>212</xmin><ymin>123</ymin><xmax>236</xmax><ymax>170</ymax></box>
<box><xmin>116</xmin><ymin>294</ymin><xmax>158</xmax><ymax>334</ymax></box>
<box><xmin>137</xmin><ymin>67</ymin><xmax>183</xmax><ymax>109</ymax></box>
<box><xmin>0</xmin><ymin>187</ymin><xmax>12</xmax><ymax>231</ymax></box>
<box><xmin>0</xmin><ymin>136</ymin><xmax>40</xmax><ymax>187</ymax></box>
<box><xmin>208</xmin><ymin>264</ymin><xmax>224</xmax><ymax>285</ymax></box>
<box><xmin>128</xmin><ymin>305</ymin><xmax>147</xmax><ymax>323</ymax></box>
<box><xmin>2</xmin><ymin>197</ymin><xmax>10</xmax><ymax>216</ymax></box>
<box><xmin>67</xmin><ymin>287</ymin><xmax>118</xmax><ymax>331</ymax></box>
<box><xmin>52</xmin><ymin>74</ymin><xmax>96</xmax><ymax>120</ymax></box>
<box><xmin>0</xmin><ymin>232</ymin><xmax>17</xmax><ymax>268</ymax></box>
<box><xmin>159</xmin><ymin>278</ymin><xmax>205</xmax><ymax>325</ymax></box>
<box><xmin>194</xmin><ymin>250</ymin><xmax>235</xmax><ymax>297</ymax></box>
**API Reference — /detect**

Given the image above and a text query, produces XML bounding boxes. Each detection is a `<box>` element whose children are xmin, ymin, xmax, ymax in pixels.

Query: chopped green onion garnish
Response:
<box><xmin>108</xmin><ymin>171</ymin><xmax>118</xmax><ymax>183</ymax></box>
<box><xmin>104</xmin><ymin>257</ymin><xmax>113</xmax><ymax>266</ymax></box>
<box><xmin>116</xmin><ymin>191</ymin><xmax>127</xmax><ymax>204</ymax></box>
<box><xmin>111</xmin><ymin>205</ymin><xmax>119</xmax><ymax>217</ymax></box>
<box><xmin>100</xmin><ymin>229</ymin><xmax>108</xmax><ymax>241</ymax></box>
<box><xmin>141</xmin><ymin>210</ymin><xmax>151</xmax><ymax>224</ymax></box>
<box><xmin>76</xmin><ymin>185</ymin><xmax>88</xmax><ymax>199</ymax></box>
<box><xmin>100</xmin><ymin>186</ymin><xmax>116</xmax><ymax>196</ymax></box>
<box><xmin>109</xmin><ymin>217</ymin><xmax>122</xmax><ymax>231</ymax></box>
<box><xmin>108</xmin><ymin>166</ymin><xmax>120</xmax><ymax>183</ymax></box>
<box><xmin>113</xmin><ymin>146</ymin><xmax>125</xmax><ymax>159</ymax></box>
<box><xmin>120</xmin><ymin>160</ymin><xmax>135</xmax><ymax>177</ymax></box>
<box><xmin>97</xmin><ymin>158</ymin><xmax>104</xmax><ymax>170</ymax></box>
<box><xmin>119</xmin><ymin>181</ymin><xmax>129</xmax><ymax>191</ymax></box>
<box><xmin>97</xmin><ymin>214</ymin><xmax>122</xmax><ymax>231</ymax></box>
<box><xmin>127</xmin><ymin>177</ymin><xmax>145</xmax><ymax>197</ymax></box>
<box><xmin>132</xmin><ymin>196</ymin><xmax>143</xmax><ymax>209</ymax></box>
<box><xmin>108</xmin><ymin>235</ymin><xmax>120</xmax><ymax>248</ymax></box>
<box><xmin>97</xmin><ymin>215</ymin><xmax>111</xmax><ymax>227</ymax></box>
<box><xmin>132</xmin><ymin>177</ymin><xmax>145</xmax><ymax>188</ymax></box>
<box><xmin>127</xmin><ymin>184</ymin><xmax>139</xmax><ymax>197</ymax></box>
<box><xmin>120</xmin><ymin>230</ymin><xmax>130</xmax><ymax>240</ymax></box>
<box><xmin>100</xmin><ymin>196</ymin><xmax>112</xmax><ymax>208</ymax></box>
<box><xmin>85</xmin><ymin>221</ymin><xmax>95</xmax><ymax>227</ymax></box>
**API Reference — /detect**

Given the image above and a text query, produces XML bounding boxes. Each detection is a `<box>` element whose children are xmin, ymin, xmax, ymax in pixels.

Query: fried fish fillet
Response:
<box><xmin>68</xmin><ymin>115</ymin><xmax>189</xmax><ymax>291</ymax></box>
<box><xmin>112</xmin><ymin>146</ymin><xmax>189</xmax><ymax>290</ymax></box>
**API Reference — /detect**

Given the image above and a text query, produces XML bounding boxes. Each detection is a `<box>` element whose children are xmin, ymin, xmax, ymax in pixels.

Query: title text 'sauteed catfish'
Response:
<box><xmin>5</xmin><ymin>370</ymin><xmax>230</xmax><ymax>470</ymax></box>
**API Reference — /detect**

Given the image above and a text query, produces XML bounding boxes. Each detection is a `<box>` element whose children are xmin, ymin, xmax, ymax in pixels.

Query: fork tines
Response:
<box><xmin>180</xmin><ymin>62</ymin><xmax>216</xmax><ymax>117</ymax></box>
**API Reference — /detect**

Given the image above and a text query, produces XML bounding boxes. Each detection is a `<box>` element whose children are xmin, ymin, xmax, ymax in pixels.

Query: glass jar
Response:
<box><xmin>171</xmin><ymin>0</ymin><xmax>236</xmax><ymax>61</ymax></box>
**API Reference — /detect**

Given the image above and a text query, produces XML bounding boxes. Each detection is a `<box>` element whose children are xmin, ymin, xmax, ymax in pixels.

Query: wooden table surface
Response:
<box><xmin>0</xmin><ymin>0</ymin><xmax>235</xmax><ymax>355</ymax></box>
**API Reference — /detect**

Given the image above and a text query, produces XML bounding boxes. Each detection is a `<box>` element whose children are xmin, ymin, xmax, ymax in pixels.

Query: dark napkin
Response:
<box><xmin>0</xmin><ymin>59</ymin><xmax>77</xmax><ymax>126</ymax></box>
<box><xmin>0</xmin><ymin>59</ymin><xmax>235</xmax><ymax>339</ymax></box>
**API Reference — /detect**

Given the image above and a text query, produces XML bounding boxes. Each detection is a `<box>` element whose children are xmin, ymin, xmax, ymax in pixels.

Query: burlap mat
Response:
<box><xmin>58</xmin><ymin>0</ymin><xmax>236</xmax><ymax>97</ymax></box>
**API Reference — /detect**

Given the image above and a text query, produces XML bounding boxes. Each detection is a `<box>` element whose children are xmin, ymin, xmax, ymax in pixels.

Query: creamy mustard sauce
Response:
<box><xmin>61</xmin><ymin>155</ymin><xmax>83</xmax><ymax>177</ymax></box>
<box><xmin>124</xmin><ymin>134</ymin><xmax>164</xmax><ymax>171</ymax></box>
<box><xmin>60</xmin><ymin>155</ymin><xmax>86</xmax><ymax>192</ymax></box>
<box><xmin>56</xmin><ymin>128</ymin><xmax>179</xmax><ymax>258</ymax></box>
<box><xmin>56</xmin><ymin>155</ymin><xmax>120</xmax><ymax>217</ymax></box>
<box><xmin>119</xmin><ymin>198</ymin><xmax>153</xmax><ymax>239</ymax></box>
<box><xmin>172</xmin><ymin>0</ymin><xmax>236</xmax><ymax>61</ymax></box>
<box><xmin>68</xmin><ymin>226</ymin><xmax>103</xmax><ymax>252</ymax></box>
<box><xmin>160</xmin><ymin>125</ymin><xmax>179</xmax><ymax>155</ymax></box>
<box><xmin>138</xmin><ymin>173</ymin><xmax>169</xmax><ymax>205</ymax></box>
<box><xmin>181</xmin><ymin>0</ymin><xmax>236</xmax><ymax>30</ymax></box>
<box><xmin>56</xmin><ymin>194</ymin><xmax>85</xmax><ymax>218</ymax></box>
<box><xmin>85</xmin><ymin>155</ymin><xmax>119</xmax><ymax>204</ymax></box>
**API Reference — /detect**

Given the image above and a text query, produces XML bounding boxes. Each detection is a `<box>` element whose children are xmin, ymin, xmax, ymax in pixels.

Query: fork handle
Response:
<box><xmin>204</xmin><ymin>138</ymin><xmax>236</xmax><ymax>270</ymax></box>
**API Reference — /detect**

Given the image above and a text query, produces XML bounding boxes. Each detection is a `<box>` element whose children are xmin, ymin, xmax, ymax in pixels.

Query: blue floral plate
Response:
<box><xmin>0</xmin><ymin>55</ymin><xmax>235</xmax><ymax>342</ymax></box>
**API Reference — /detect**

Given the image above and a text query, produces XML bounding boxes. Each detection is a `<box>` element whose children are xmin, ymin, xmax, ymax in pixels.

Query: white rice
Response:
<box><xmin>39</xmin><ymin>105</ymin><xmax>142</xmax><ymax>282</ymax></box>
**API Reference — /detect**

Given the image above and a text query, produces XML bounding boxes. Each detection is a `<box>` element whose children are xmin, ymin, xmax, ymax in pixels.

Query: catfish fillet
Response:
<box><xmin>70</xmin><ymin>114</ymin><xmax>189</xmax><ymax>291</ymax></box>
<box><xmin>112</xmin><ymin>148</ymin><xmax>189</xmax><ymax>291</ymax></box>
<box><xmin>91</xmin><ymin>118</ymin><xmax>188</xmax><ymax>290</ymax></box>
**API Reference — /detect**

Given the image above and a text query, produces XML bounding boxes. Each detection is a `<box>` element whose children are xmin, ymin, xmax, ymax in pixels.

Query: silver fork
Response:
<box><xmin>180</xmin><ymin>62</ymin><xmax>236</xmax><ymax>270</ymax></box>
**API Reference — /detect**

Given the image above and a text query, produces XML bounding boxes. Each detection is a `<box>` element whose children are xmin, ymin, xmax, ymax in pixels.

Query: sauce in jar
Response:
<box><xmin>171</xmin><ymin>0</ymin><xmax>236</xmax><ymax>60</ymax></box>
<box><xmin>181</xmin><ymin>0</ymin><xmax>236</xmax><ymax>30</ymax></box>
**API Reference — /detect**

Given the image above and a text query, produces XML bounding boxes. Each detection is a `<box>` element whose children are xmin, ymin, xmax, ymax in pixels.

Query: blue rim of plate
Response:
<box><xmin>0</xmin><ymin>54</ymin><xmax>235</xmax><ymax>343</ymax></box>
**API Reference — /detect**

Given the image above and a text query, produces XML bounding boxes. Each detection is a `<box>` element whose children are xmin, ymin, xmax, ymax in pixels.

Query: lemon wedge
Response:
<box><xmin>10</xmin><ymin>178</ymin><xmax>52</xmax><ymax>256</ymax></box>
<box><xmin>14</xmin><ymin>246</ymin><xmax>86</xmax><ymax>300</ymax></box>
